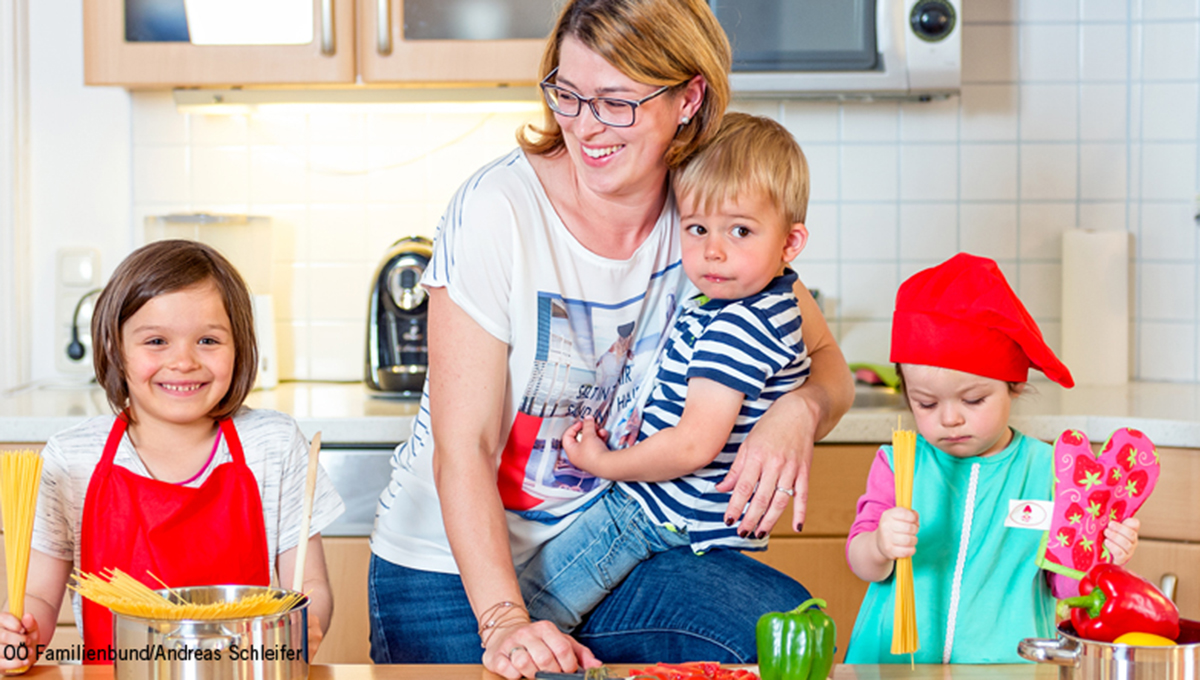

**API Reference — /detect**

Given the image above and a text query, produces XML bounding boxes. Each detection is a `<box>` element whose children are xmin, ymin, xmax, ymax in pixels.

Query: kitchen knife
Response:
<box><xmin>535</xmin><ymin>670</ymin><xmax>652</xmax><ymax>680</ymax></box>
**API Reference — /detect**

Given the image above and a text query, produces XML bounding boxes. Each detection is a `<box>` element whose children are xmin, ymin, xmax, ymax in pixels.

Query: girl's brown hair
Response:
<box><xmin>92</xmin><ymin>240</ymin><xmax>258</xmax><ymax>422</ymax></box>
<box><xmin>517</xmin><ymin>0</ymin><xmax>732</xmax><ymax>169</ymax></box>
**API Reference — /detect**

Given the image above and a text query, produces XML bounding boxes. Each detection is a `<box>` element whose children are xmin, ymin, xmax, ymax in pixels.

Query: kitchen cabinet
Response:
<box><xmin>1125</xmin><ymin>446</ymin><xmax>1200</xmax><ymax>621</ymax></box>
<box><xmin>84</xmin><ymin>0</ymin><xmax>547</xmax><ymax>88</ymax></box>
<box><xmin>315</xmin><ymin>537</ymin><xmax>372</xmax><ymax>664</ymax></box>
<box><xmin>357</xmin><ymin>0</ymin><xmax>547</xmax><ymax>85</ymax></box>
<box><xmin>84</xmin><ymin>0</ymin><xmax>357</xmax><ymax>87</ymax></box>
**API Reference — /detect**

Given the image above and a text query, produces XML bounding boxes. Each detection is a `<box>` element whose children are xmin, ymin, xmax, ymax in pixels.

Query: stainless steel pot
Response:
<box><xmin>112</xmin><ymin>585</ymin><xmax>309</xmax><ymax>680</ymax></box>
<box><xmin>1019</xmin><ymin>619</ymin><xmax>1200</xmax><ymax>679</ymax></box>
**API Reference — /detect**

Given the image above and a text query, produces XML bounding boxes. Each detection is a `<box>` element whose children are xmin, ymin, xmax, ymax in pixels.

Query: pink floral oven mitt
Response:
<box><xmin>1037</xmin><ymin>428</ymin><xmax>1159</xmax><ymax>580</ymax></box>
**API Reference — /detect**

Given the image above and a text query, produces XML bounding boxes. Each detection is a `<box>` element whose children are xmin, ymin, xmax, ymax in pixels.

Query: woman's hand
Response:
<box><xmin>482</xmin><ymin>620</ymin><xmax>600</xmax><ymax>680</ymax></box>
<box><xmin>0</xmin><ymin>612</ymin><xmax>39</xmax><ymax>672</ymax></box>
<box><xmin>715</xmin><ymin>276</ymin><xmax>854</xmax><ymax>537</ymax></box>
<box><xmin>875</xmin><ymin>507</ymin><xmax>920</xmax><ymax>561</ymax></box>
<box><xmin>1104</xmin><ymin>517</ymin><xmax>1140</xmax><ymax>566</ymax></box>
<box><xmin>715</xmin><ymin>391</ymin><xmax>821</xmax><ymax>537</ymax></box>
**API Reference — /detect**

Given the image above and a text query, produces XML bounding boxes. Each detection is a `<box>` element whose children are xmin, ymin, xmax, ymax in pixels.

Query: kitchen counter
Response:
<box><xmin>0</xmin><ymin>382</ymin><xmax>420</xmax><ymax>446</ymax></box>
<box><xmin>3</xmin><ymin>380</ymin><xmax>1200</xmax><ymax>448</ymax></box>
<box><xmin>20</xmin><ymin>664</ymin><xmax>1057</xmax><ymax>680</ymax></box>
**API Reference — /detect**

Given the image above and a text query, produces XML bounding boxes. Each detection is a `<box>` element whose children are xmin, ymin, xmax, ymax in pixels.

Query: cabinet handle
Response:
<box><xmin>377</xmin><ymin>0</ymin><xmax>392</xmax><ymax>55</ymax></box>
<box><xmin>1161</xmin><ymin>573</ymin><xmax>1178</xmax><ymax>602</ymax></box>
<box><xmin>320</xmin><ymin>0</ymin><xmax>336</xmax><ymax>55</ymax></box>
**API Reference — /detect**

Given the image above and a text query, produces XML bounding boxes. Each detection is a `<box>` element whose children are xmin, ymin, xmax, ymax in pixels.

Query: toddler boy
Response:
<box><xmin>518</xmin><ymin>112</ymin><xmax>814</xmax><ymax>632</ymax></box>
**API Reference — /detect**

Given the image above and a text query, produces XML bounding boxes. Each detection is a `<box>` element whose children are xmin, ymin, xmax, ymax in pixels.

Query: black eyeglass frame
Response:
<box><xmin>538</xmin><ymin>67</ymin><xmax>672</xmax><ymax>128</ymax></box>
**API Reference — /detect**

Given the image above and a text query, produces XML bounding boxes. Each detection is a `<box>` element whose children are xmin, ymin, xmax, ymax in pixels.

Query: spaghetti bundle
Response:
<box><xmin>70</xmin><ymin>569</ymin><xmax>303</xmax><ymax>621</ymax></box>
<box><xmin>890</xmin><ymin>428</ymin><xmax>919</xmax><ymax>656</ymax></box>
<box><xmin>0</xmin><ymin>450</ymin><xmax>44</xmax><ymax>621</ymax></box>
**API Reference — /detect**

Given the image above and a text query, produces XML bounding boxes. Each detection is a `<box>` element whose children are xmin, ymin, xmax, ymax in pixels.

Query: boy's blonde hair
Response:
<box><xmin>518</xmin><ymin>0</ymin><xmax>732</xmax><ymax>169</ymax></box>
<box><xmin>92</xmin><ymin>239</ymin><xmax>258</xmax><ymax>422</ymax></box>
<box><xmin>672</xmin><ymin>112</ymin><xmax>809</xmax><ymax>226</ymax></box>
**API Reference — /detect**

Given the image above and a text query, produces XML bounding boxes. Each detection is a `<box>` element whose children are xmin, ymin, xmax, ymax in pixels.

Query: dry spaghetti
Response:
<box><xmin>0</xmin><ymin>450</ymin><xmax>44</xmax><ymax>621</ymax></box>
<box><xmin>69</xmin><ymin>568</ymin><xmax>303</xmax><ymax>620</ymax></box>
<box><xmin>890</xmin><ymin>427</ymin><xmax>919</xmax><ymax>657</ymax></box>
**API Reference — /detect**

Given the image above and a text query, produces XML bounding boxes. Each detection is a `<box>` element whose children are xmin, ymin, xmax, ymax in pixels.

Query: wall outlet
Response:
<box><xmin>54</xmin><ymin>248</ymin><xmax>102</xmax><ymax>376</ymax></box>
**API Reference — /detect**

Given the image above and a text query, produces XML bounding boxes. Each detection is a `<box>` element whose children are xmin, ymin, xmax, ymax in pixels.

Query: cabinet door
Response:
<box><xmin>314</xmin><ymin>537</ymin><xmax>372</xmax><ymax>664</ymax></box>
<box><xmin>1125</xmin><ymin>540</ymin><xmax>1200</xmax><ymax>621</ymax></box>
<box><xmin>84</xmin><ymin>0</ymin><xmax>356</xmax><ymax>87</ymax></box>
<box><xmin>358</xmin><ymin>0</ymin><xmax>547</xmax><ymax>84</ymax></box>
<box><xmin>1135</xmin><ymin>447</ymin><xmax>1200</xmax><ymax>542</ymax></box>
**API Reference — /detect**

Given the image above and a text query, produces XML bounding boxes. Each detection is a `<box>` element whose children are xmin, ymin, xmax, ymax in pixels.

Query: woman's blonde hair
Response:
<box><xmin>518</xmin><ymin>0</ymin><xmax>731</xmax><ymax>169</ymax></box>
<box><xmin>672</xmin><ymin>112</ymin><xmax>810</xmax><ymax>225</ymax></box>
<box><xmin>92</xmin><ymin>240</ymin><xmax>258</xmax><ymax>422</ymax></box>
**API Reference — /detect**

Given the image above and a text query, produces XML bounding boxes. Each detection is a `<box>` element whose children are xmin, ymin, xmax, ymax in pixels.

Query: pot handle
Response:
<box><xmin>1018</xmin><ymin>636</ymin><xmax>1081</xmax><ymax>667</ymax></box>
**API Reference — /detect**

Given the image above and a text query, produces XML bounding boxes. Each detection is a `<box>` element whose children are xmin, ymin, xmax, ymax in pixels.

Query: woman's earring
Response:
<box><xmin>680</xmin><ymin>115</ymin><xmax>691</xmax><ymax>125</ymax></box>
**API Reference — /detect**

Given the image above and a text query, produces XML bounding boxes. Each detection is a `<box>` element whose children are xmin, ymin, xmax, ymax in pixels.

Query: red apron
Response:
<box><xmin>80</xmin><ymin>415</ymin><xmax>271</xmax><ymax>662</ymax></box>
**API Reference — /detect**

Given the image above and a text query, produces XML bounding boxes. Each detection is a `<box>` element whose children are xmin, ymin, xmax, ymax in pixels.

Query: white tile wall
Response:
<box><xmin>128</xmin><ymin>0</ymin><xmax>1200</xmax><ymax>383</ymax></box>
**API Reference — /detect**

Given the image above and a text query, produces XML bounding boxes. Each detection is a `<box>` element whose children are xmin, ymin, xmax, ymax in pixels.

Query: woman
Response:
<box><xmin>368</xmin><ymin>1</ymin><xmax>854</xmax><ymax>678</ymax></box>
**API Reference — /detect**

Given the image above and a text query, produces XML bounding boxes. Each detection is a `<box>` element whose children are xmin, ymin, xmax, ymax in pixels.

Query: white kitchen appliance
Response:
<box><xmin>713</xmin><ymin>0</ymin><xmax>961</xmax><ymax>99</ymax></box>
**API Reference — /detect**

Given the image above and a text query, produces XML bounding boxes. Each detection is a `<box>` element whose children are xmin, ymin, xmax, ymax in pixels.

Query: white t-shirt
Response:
<box><xmin>371</xmin><ymin>149</ymin><xmax>692</xmax><ymax>573</ymax></box>
<box><xmin>33</xmin><ymin>408</ymin><xmax>345</xmax><ymax>629</ymax></box>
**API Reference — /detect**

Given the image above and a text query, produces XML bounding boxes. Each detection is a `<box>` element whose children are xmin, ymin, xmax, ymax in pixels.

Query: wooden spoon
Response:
<box><xmin>292</xmin><ymin>431</ymin><xmax>321</xmax><ymax>592</ymax></box>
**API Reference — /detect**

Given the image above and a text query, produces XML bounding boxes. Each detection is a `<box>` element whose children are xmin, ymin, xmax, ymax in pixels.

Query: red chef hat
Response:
<box><xmin>890</xmin><ymin>253</ymin><xmax>1074</xmax><ymax>388</ymax></box>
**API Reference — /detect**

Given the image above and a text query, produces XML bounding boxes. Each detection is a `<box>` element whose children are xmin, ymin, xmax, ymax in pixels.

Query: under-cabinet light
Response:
<box><xmin>173</xmin><ymin>88</ymin><xmax>543</xmax><ymax>116</ymax></box>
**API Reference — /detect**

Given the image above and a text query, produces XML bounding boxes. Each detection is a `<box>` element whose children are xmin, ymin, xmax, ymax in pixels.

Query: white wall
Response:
<box><xmin>0</xmin><ymin>0</ymin><xmax>28</xmax><ymax>392</ymax></box>
<box><xmin>21</xmin><ymin>0</ymin><xmax>1200</xmax><ymax>384</ymax></box>
<box><xmin>25</xmin><ymin>0</ymin><xmax>130</xmax><ymax>385</ymax></box>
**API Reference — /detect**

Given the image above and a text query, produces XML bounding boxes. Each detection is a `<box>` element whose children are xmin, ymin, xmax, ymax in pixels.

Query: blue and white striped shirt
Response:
<box><xmin>619</xmin><ymin>269</ymin><xmax>810</xmax><ymax>553</ymax></box>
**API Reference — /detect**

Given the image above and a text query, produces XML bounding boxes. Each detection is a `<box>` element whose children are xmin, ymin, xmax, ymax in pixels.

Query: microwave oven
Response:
<box><xmin>711</xmin><ymin>0</ymin><xmax>961</xmax><ymax>100</ymax></box>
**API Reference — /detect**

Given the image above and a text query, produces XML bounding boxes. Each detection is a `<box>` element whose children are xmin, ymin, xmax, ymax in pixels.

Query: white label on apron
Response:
<box><xmin>1005</xmin><ymin>499</ymin><xmax>1053</xmax><ymax>530</ymax></box>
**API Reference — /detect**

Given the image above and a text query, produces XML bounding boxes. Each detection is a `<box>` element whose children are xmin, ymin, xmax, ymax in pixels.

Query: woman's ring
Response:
<box><xmin>776</xmin><ymin>486</ymin><xmax>795</xmax><ymax>497</ymax></box>
<box><xmin>508</xmin><ymin>645</ymin><xmax>527</xmax><ymax>657</ymax></box>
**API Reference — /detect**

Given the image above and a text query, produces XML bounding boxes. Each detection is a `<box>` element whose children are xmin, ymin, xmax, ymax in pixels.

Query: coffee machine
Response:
<box><xmin>365</xmin><ymin>236</ymin><xmax>433</xmax><ymax>396</ymax></box>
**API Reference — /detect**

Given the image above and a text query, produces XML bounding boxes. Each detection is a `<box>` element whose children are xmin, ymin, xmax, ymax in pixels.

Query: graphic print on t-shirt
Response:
<box><xmin>498</xmin><ymin>287</ymin><xmax>677</xmax><ymax>515</ymax></box>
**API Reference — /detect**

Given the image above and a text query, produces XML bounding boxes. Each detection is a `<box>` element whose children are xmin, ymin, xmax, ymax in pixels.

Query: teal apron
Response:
<box><xmin>845</xmin><ymin>430</ymin><xmax>1057</xmax><ymax>664</ymax></box>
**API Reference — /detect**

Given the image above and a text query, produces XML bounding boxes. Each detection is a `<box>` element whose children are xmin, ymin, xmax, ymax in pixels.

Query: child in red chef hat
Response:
<box><xmin>844</xmin><ymin>253</ymin><xmax>1141</xmax><ymax>664</ymax></box>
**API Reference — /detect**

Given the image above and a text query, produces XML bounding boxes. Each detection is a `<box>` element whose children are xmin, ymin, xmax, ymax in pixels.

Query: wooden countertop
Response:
<box><xmin>18</xmin><ymin>664</ymin><xmax>1058</xmax><ymax>680</ymax></box>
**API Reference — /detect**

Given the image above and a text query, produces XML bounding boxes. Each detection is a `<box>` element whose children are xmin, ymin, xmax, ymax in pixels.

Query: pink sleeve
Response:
<box><xmin>846</xmin><ymin>447</ymin><xmax>897</xmax><ymax>563</ymax></box>
<box><xmin>1047</xmin><ymin>572</ymin><xmax>1081</xmax><ymax>599</ymax></box>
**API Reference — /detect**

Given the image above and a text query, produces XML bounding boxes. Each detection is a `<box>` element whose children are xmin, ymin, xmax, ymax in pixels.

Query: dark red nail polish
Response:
<box><xmin>796</xmin><ymin>523</ymin><xmax>803</xmax><ymax>533</ymax></box>
<box><xmin>738</xmin><ymin>529</ymin><xmax>748</xmax><ymax>538</ymax></box>
<box><xmin>725</xmin><ymin>517</ymin><xmax>734</xmax><ymax>526</ymax></box>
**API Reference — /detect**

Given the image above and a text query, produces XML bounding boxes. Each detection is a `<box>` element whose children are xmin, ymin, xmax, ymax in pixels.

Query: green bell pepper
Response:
<box><xmin>756</xmin><ymin>598</ymin><xmax>836</xmax><ymax>680</ymax></box>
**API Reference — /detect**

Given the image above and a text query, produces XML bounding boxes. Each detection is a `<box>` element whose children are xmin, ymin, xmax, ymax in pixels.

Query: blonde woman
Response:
<box><xmin>368</xmin><ymin>1</ymin><xmax>854</xmax><ymax>678</ymax></box>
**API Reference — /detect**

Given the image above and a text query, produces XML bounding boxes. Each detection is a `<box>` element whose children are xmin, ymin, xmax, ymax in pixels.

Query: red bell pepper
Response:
<box><xmin>1057</xmin><ymin>563</ymin><xmax>1180</xmax><ymax>643</ymax></box>
<box><xmin>626</xmin><ymin>662</ymin><xmax>758</xmax><ymax>680</ymax></box>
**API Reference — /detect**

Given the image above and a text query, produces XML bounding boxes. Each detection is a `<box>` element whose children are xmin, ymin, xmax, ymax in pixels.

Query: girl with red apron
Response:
<box><xmin>79</xmin><ymin>414</ymin><xmax>271</xmax><ymax>662</ymax></box>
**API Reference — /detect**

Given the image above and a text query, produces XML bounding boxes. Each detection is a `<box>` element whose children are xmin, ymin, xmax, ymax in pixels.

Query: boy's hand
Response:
<box><xmin>562</xmin><ymin>418</ymin><xmax>611</xmax><ymax>473</ymax></box>
<box><xmin>0</xmin><ymin>612</ymin><xmax>39</xmax><ymax>671</ymax></box>
<box><xmin>1104</xmin><ymin>516</ymin><xmax>1140</xmax><ymax>566</ymax></box>
<box><xmin>875</xmin><ymin>507</ymin><xmax>919</xmax><ymax>561</ymax></box>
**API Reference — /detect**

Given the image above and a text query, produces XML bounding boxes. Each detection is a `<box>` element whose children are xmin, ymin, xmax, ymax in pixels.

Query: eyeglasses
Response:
<box><xmin>539</xmin><ymin>67</ymin><xmax>671</xmax><ymax>128</ymax></box>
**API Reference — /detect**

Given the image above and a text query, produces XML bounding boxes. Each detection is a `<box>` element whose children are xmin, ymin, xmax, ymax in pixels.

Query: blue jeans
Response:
<box><xmin>369</xmin><ymin>542</ymin><xmax>812</xmax><ymax>663</ymax></box>
<box><xmin>518</xmin><ymin>487</ymin><xmax>690</xmax><ymax>633</ymax></box>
